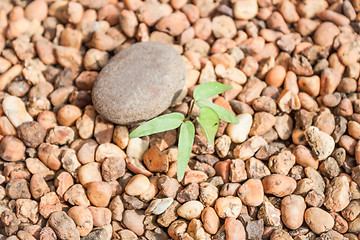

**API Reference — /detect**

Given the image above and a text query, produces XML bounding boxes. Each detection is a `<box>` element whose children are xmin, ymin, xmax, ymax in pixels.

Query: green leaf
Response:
<box><xmin>177</xmin><ymin>121</ymin><xmax>195</xmax><ymax>182</ymax></box>
<box><xmin>196</xmin><ymin>101</ymin><xmax>239</xmax><ymax>124</ymax></box>
<box><xmin>196</xmin><ymin>107</ymin><xmax>219</xmax><ymax>145</ymax></box>
<box><xmin>129</xmin><ymin>113</ymin><xmax>184</xmax><ymax>138</ymax></box>
<box><xmin>193</xmin><ymin>82</ymin><xmax>232</xmax><ymax>101</ymax></box>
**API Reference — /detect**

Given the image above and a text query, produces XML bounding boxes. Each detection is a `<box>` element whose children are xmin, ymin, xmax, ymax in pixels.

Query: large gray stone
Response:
<box><xmin>92</xmin><ymin>42</ymin><xmax>186</xmax><ymax>125</ymax></box>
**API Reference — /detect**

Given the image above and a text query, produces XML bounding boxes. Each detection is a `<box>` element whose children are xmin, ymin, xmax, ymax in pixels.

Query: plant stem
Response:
<box><xmin>185</xmin><ymin>99</ymin><xmax>195</xmax><ymax>122</ymax></box>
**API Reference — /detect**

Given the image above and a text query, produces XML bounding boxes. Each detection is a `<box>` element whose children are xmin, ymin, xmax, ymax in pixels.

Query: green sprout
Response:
<box><xmin>129</xmin><ymin>82</ymin><xmax>239</xmax><ymax>181</ymax></box>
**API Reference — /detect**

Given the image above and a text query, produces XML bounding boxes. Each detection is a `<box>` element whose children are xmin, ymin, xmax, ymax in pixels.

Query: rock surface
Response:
<box><xmin>92</xmin><ymin>41</ymin><xmax>185</xmax><ymax>124</ymax></box>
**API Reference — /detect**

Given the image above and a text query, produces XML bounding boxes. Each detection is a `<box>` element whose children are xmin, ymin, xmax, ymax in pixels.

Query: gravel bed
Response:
<box><xmin>1</xmin><ymin>0</ymin><xmax>360</xmax><ymax>240</ymax></box>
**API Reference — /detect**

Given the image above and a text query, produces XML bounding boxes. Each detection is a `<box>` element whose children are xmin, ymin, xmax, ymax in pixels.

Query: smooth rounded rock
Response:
<box><xmin>92</xmin><ymin>42</ymin><xmax>185</xmax><ymax>125</ymax></box>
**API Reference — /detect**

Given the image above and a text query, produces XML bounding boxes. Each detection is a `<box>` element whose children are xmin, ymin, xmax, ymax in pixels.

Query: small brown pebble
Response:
<box><xmin>67</xmin><ymin>206</ymin><xmax>93</xmax><ymax>237</ymax></box>
<box><xmin>86</xmin><ymin>181</ymin><xmax>112</xmax><ymax>207</ymax></box>
<box><xmin>262</xmin><ymin>174</ymin><xmax>297</xmax><ymax>197</ymax></box>
<box><xmin>17</xmin><ymin>121</ymin><xmax>46</xmax><ymax>148</ymax></box>
<box><xmin>0</xmin><ymin>136</ymin><xmax>26</xmax><ymax>162</ymax></box>
<box><xmin>265</xmin><ymin>65</ymin><xmax>286</xmax><ymax>87</ymax></box>
<box><xmin>48</xmin><ymin>211</ymin><xmax>80</xmax><ymax>240</ymax></box>
<box><xmin>238</xmin><ymin>179</ymin><xmax>264</xmax><ymax>207</ymax></box>
<box><xmin>57</xmin><ymin>105</ymin><xmax>82</xmax><ymax>127</ymax></box>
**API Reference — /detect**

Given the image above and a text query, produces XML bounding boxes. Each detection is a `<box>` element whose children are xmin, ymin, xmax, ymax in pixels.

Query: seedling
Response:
<box><xmin>129</xmin><ymin>82</ymin><xmax>239</xmax><ymax>181</ymax></box>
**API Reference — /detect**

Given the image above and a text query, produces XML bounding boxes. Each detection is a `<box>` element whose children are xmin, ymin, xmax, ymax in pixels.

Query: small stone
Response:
<box><xmin>257</xmin><ymin>201</ymin><xmax>281</xmax><ymax>227</ymax></box>
<box><xmin>324</xmin><ymin>176</ymin><xmax>351</xmax><ymax>212</ymax></box>
<box><xmin>113</xmin><ymin>125</ymin><xmax>129</xmax><ymax>149</ymax></box>
<box><xmin>55</xmin><ymin>171</ymin><xmax>74</xmax><ymax>197</ymax></box>
<box><xmin>46</xmin><ymin>126</ymin><xmax>75</xmax><ymax>145</ymax></box>
<box><xmin>125</xmin><ymin>174</ymin><xmax>151</xmax><ymax>196</ymax></box>
<box><xmin>224</xmin><ymin>217</ymin><xmax>246</xmax><ymax>240</ymax></box>
<box><xmin>67</xmin><ymin>206</ymin><xmax>93</xmax><ymax>237</ymax></box>
<box><xmin>86</xmin><ymin>181</ymin><xmax>112</xmax><ymax>207</ymax></box>
<box><xmin>39</xmin><ymin>227</ymin><xmax>57</xmax><ymax>240</ymax></box>
<box><xmin>146</xmin><ymin>198</ymin><xmax>174</xmax><ymax>215</ymax></box>
<box><xmin>17</xmin><ymin>121</ymin><xmax>46</xmax><ymax>148</ymax></box>
<box><xmin>39</xmin><ymin>192</ymin><xmax>62</xmax><ymax>218</ymax></box>
<box><xmin>57</xmin><ymin>105</ymin><xmax>82</xmax><ymax>127</ymax></box>
<box><xmin>187</xmin><ymin>218</ymin><xmax>211</xmax><ymax>239</ymax></box>
<box><xmin>2</xmin><ymin>96</ymin><xmax>33</xmax><ymax>127</ymax></box>
<box><xmin>143</xmin><ymin>146</ymin><xmax>169</xmax><ymax>173</ymax></box>
<box><xmin>238</xmin><ymin>179</ymin><xmax>264</xmax><ymax>207</ymax></box>
<box><xmin>262</xmin><ymin>174</ymin><xmax>297</xmax><ymax>197</ymax></box>
<box><xmin>0</xmin><ymin>136</ymin><xmax>26</xmax><ymax>162</ymax></box>
<box><xmin>212</xmin><ymin>15</ymin><xmax>236</xmax><ymax>39</ymax></box>
<box><xmin>24</xmin><ymin>0</ymin><xmax>48</xmax><ymax>21</ymax></box>
<box><xmin>37</xmin><ymin>143</ymin><xmax>61</xmax><ymax>170</ymax></box>
<box><xmin>101</xmin><ymin>156</ymin><xmax>126</xmax><ymax>181</ymax></box>
<box><xmin>30</xmin><ymin>174</ymin><xmax>50</xmax><ymax>200</ymax></box>
<box><xmin>6</xmin><ymin>178</ymin><xmax>31</xmax><ymax>199</ymax></box>
<box><xmin>201</xmin><ymin>207</ymin><xmax>220</xmax><ymax>235</ymax></box>
<box><xmin>177</xmin><ymin>200</ymin><xmax>204</xmax><ymax>220</ymax></box>
<box><xmin>281</xmin><ymin>195</ymin><xmax>306</xmax><ymax>230</ymax></box>
<box><xmin>305</xmin><ymin>126</ymin><xmax>335</xmax><ymax>160</ymax></box>
<box><xmin>64</xmin><ymin>184</ymin><xmax>91</xmax><ymax>206</ymax></box>
<box><xmin>92</xmin><ymin>42</ymin><xmax>185</xmax><ymax>125</ymax></box>
<box><xmin>88</xmin><ymin>206</ymin><xmax>111</xmax><ymax>227</ymax></box>
<box><xmin>126</xmin><ymin>137</ymin><xmax>149</xmax><ymax>160</ymax></box>
<box><xmin>199</xmin><ymin>182</ymin><xmax>219</xmax><ymax>207</ymax></box>
<box><xmin>48</xmin><ymin>211</ymin><xmax>80</xmax><ymax>240</ymax></box>
<box><xmin>177</xmin><ymin>182</ymin><xmax>199</xmax><ymax>203</ymax></box>
<box><xmin>226</xmin><ymin>113</ymin><xmax>253</xmax><ymax>143</ymax></box>
<box><xmin>214</xmin><ymin>196</ymin><xmax>242</xmax><ymax>218</ymax></box>
<box><xmin>96</xmin><ymin>142</ymin><xmax>127</xmax><ymax>163</ymax></box>
<box><xmin>268</xmin><ymin>149</ymin><xmax>296</xmax><ymax>175</ymax></box>
<box><xmin>78</xmin><ymin>162</ymin><xmax>102</xmax><ymax>187</ymax></box>
<box><xmin>123</xmin><ymin>210</ymin><xmax>145</xmax><ymax>236</ymax></box>
<box><xmin>233</xmin><ymin>0</ymin><xmax>258</xmax><ymax>20</ymax></box>
<box><xmin>304</xmin><ymin>207</ymin><xmax>335</xmax><ymax>234</ymax></box>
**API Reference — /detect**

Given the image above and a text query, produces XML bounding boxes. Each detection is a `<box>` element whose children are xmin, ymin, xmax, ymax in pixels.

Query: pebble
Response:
<box><xmin>125</xmin><ymin>174</ymin><xmax>151</xmax><ymax>196</ymax></box>
<box><xmin>39</xmin><ymin>192</ymin><xmax>62</xmax><ymax>218</ymax></box>
<box><xmin>86</xmin><ymin>181</ymin><xmax>112</xmax><ymax>207</ymax></box>
<box><xmin>146</xmin><ymin>198</ymin><xmax>174</xmax><ymax>215</ymax></box>
<box><xmin>265</xmin><ymin>66</ymin><xmax>286</xmax><ymax>87</ymax></box>
<box><xmin>48</xmin><ymin>211</ymin><xmax>80</xmax><ymax>240</ymax></box>
<box><xmin>88</xmin><ymin>206</ymin><xmax>111</xmax><ymax>227</ymax></box>
<box><xmin>226</xmin><ymin>113</ymin><xmax>252</xmax><ymax>143</ymax></box>
<box><xmin>304</xmin><ymin>207</ymin><xmax>335</xmax><ymax>234</ymax></box>
<box><xmin>122</xmin><ymin>210</ymin><xmax>145</xmax><ymax>236</ymax></box>
<box><xmin>212</xmin><ymin>15</ymin><xmax>236</xmax><ymax>39</ymax></box>
<box><xmin>281</xmin><ymin>195</ymin><xmax>306</xmax><ymax>230</ymax></box>
<box><xmin>63</xmin><ymin>184</ymin><xmax>91</xmax><ymax>206</ymax></box>
<box><xmin>224</xmin><ymin>217</ymin><xmax>246</xmax><ymax>240</ymax></box>
<box><xmin>126</xmin><ymin>137</ymin><xmax>149</xmax><ymax>160</ymax></box>
<box><xmin>17</xmin><ymin>121</ymin><xmax>46</xmax><ymax>148</ymax></box>
<box><xmin>92</xmin><ymin>42</ymin><xmax>185</xmax><ymax>125</ymax></box>
<box><xmin>30</xmin><ymin>174</ymin><xmax>50</xmax><ymax>200</ymax></box>
<box><xmin>233</xmin><ymin>0</ymin><xmax>258</xmax><ymax>20</ymax></box>
<box><xmin>177</xmin><ymin>200</ymin><xmax>204</xmax><ymax>220</ymax></box>
<box><xmin>143</xmin><ymin>146</ymin><xmax>169</xmax><ymax>173</ymax></box>
<box><xmin>257</xmin><ymin>201</ymin><xmax>281</xmax><ymax>227</ymax></box>
<box><xmin>201</xmin><ymin>207</ymin><xmax>220</xmax><ymax>235</ymax></box>
<box><xmin>101</xmin><ymin>156</ymin><xmax>126</xmax><ymax>181</ymax></box>
<box><xmin>6</xmin><ymin>178</ymin><xmax>31</xmax><ymax>199</ymax></box>
<box><xmin>57</xmin><ymin>105</ymin><xmax>82</xmax><ymax>127</ymax></box>
<box><xmin>46</xmin><ymin>126</ymin><xmax>75</xmax><ymax>145</ymax></box>
<box><xmin>214</xmin><ymin>196</ymin><xmax>242</xmax><ymax>218</ymax></box>
<box><xmin>0</xmin><ymin>136</ymin><xmax>26</xmax><ymax>162</ymax></box>
<box><xmin>2</xmin><ymin>96</ymin><xmax>33</xmax><ymax>127</ymax></box>
<box><xmin>237</xmin><ymin>179</ymin><xmax>264</xmax><ymax>206</ymax></box>
<box><xmin>78</xmin><ymin>162</ymin><xmax>102</xmax><ymax>187</ymax></box>
<box><xmin>305</xmin><ymin>126</ymin><xmax>335</xmax><ymax>160</ymax></box>
<box><xmin>262</xmin><ymin>174</ymin><xmax>297</xmax><ymax>197</ymax></box>
<box><xmin>67</xmin><ymin>206</ymin><xmax>93</xmax><ymax>236</ymax></box>
<box><xmin>324</xmin><ymin>176</ymin><xmax>351</xmax><ymax>212</ymax></box>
